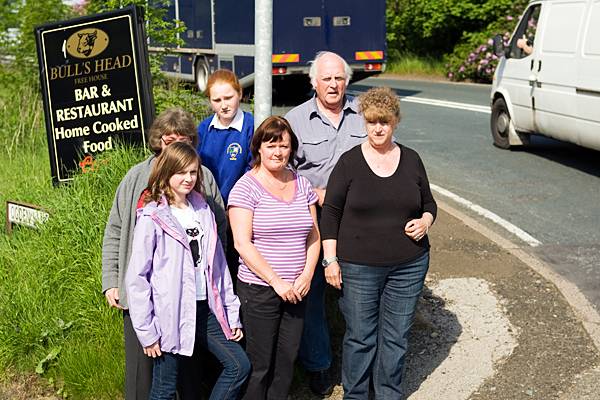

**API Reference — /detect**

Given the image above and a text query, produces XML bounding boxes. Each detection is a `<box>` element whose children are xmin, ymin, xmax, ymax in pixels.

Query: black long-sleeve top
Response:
<box><xmin>320</xmin><ymin>144</ymin><xmax>437</xmax><ymax>266</ymax></box>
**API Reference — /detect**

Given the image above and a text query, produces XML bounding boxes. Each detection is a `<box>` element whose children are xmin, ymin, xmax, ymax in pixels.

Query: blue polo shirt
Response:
<box><xmin>197</xmin><ymin>111</ymin><xmax>254</xmax><ymax>204</ymax></box>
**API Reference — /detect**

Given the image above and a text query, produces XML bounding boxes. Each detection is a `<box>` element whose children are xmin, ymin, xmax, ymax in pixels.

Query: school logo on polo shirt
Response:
<box><xmin>227</xmin><ymin>143</ymin><xmax>242</xmax><ymax>161</ymax></box>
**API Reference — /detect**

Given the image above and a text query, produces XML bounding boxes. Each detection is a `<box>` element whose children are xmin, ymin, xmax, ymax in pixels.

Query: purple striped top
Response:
<box><xmin>228</xmin><ymin>171</ymin><xmax>319</xmax><ymax>286</ymax></box>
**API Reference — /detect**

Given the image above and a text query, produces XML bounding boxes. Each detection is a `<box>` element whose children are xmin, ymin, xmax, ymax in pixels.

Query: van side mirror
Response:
<box><xmin>492</xmin><ymin>34</ymin><xmax>507</xmax><ymax>58</ymax></box>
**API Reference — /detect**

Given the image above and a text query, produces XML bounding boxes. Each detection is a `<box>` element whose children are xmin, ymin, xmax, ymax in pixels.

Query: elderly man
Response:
<box><xmin>285</xmin><ymin>51</ymin><xmax>367</xmax><ymax>396</ymax></box>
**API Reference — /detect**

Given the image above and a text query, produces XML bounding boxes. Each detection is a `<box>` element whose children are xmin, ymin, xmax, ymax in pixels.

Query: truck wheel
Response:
<box><xmin>491</xmin><ymin>98</ymin><xmax>511</xmax><ymax>149</ymax></box>
<box><xmin>195</xmin><ymin>60</ymin><xmax>209</xmax><ymax>93</ymax></box>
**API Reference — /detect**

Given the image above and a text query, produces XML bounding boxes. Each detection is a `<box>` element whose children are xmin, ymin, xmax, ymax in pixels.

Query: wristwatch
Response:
<box><xmin>322</xmin><ymin>256</ymin><xmax>338</xmax><ymax>268</ymax></box>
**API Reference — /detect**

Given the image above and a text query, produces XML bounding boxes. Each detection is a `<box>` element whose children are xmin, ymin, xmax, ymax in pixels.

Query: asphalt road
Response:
<box><xmin>273</xmin><ymin>75</ymin><xmax>600</xmax><ymax>311</ymax></box>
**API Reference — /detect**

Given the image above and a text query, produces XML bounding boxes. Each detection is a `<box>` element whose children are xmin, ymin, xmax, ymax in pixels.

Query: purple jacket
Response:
<box><xmin>125</xmin><ymin>191</ymin><xmax>240</xmax><ymax>356</ymax></box>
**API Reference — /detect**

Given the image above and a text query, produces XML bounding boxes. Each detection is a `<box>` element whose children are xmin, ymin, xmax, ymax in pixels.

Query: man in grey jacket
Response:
<box><xmin>102</xmin><ymin>107</ymin><xmax>227</xmax><ymax>400</ymax></box>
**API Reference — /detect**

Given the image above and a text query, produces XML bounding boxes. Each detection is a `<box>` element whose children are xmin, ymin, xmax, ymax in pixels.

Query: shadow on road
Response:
<box><xmin>511</xmin><ymin>134</ymin><xmax>600</xmax><ymax>178</ymax></box>
<box><xmin>348</xmin><ymin>84</ymin><xmax>421</xmax><ymax>98</ymax></box>
<box><xmin>402</xmin><ymin>286</ymin><xmax>462</xmax><ymax>398</ymax></box>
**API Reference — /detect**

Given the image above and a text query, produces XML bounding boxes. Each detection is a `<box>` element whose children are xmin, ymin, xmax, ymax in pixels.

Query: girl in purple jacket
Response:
<box><xmin>125</xmin><ymin>142</ymin><xmax>250</xmax><ymax>400</ymax></box>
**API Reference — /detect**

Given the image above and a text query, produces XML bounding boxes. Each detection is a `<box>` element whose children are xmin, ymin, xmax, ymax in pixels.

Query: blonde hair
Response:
<box><xmin>359</xmin><ymin>87</ymin><xmax>401</xmax><ymax>124</ymax></box>
<box><xmin>145</xmin><ymin>142</ymin><xmax>204</xmax><ymax>205</ymax></box>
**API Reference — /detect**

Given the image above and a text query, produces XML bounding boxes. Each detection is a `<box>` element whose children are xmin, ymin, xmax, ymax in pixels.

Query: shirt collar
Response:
<box><xmin>209</xmin><ymin>109</ymin><xmax>244</xmax><ymax>131</ymax></box>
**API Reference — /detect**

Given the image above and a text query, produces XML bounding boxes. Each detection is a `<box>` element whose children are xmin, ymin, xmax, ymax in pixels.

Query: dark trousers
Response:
<box><xmin>299</xmin><ymin>206</ymin><xmax>331</xmax><ymax>372</ymax></box>
<box><xmin>237</xmin><ymin>280</ymin><xmax>306</xmax><ymax>400</ymax></box>
<box><xmin>124</xmin><ymin>311</ymin><xmax>153</xmax><ymax>400</ymax></box>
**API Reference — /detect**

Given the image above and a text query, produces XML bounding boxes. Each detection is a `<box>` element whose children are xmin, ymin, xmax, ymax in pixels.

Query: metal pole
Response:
<box><xmin>254</xmin><ymin>0</ymin><xmax>272</xmax><ymax>128</ymax></box>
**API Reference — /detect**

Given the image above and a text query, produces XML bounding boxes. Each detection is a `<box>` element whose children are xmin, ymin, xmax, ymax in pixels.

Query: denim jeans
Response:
<box><xmin>298</xmin><ymin>254</ymin><xmax>332</xmax><ymax>372</ymax></box>
<box><xmin>339</xmin><ymin>252</ymin><xmax>430</xmax><ymax>399</ymax></box>
<box><xmin>150</xmin><ymin>352</ymin><xmax>179</xmax><ymax>400</ymax></box>
<box><xmin>149</xmin><ymin>301</ymin><xmax>250</xmax><ymax>400</ymax></box>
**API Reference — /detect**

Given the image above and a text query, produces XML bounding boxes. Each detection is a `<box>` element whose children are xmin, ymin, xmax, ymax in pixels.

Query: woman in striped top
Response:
<box><xmin>228</xmin><ymin>116</ymin><xmax>321</xmax><ymax>400</ymax></box>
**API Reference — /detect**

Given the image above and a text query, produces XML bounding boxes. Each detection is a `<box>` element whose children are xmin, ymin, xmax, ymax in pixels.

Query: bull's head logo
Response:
<box><xmin>77</xmin><ymin>30</ymin><xmax>97</xmax><ymax>56</ymax></box>
<box><xmin>66</xmin><ymin>28</ymin><xmax>109</xmax><ymax>59</ymax></box>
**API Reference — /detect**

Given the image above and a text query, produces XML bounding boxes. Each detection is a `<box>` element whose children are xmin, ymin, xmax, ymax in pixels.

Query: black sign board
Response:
<box><xmin>35</xmin><ymin>5</ymin><xmax>154</xmax><ymax>184</ymax></box>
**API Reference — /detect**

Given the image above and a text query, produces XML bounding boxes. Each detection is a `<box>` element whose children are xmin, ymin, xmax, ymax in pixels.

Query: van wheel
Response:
<box><xmin>491</xmin><ymin>98</ymin><xmax>511</xmax><ymax>149</ymax></box>
<box><xmin>195</xmin><ymin>60</ymin><xmax>209</xmax><ymax>93</ymax></box>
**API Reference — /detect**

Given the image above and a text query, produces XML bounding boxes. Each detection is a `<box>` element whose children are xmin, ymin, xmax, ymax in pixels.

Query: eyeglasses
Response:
<box><xmin>161</xmin><ymin>133</ymin><xmax>193</xmax><ymax>146</ymax></box>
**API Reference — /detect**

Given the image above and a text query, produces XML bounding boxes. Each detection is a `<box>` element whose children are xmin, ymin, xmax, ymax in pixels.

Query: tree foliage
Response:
<box><xmin>443</xmin><ymin>0</ymin><xmax>529</xmax><ymax>82</ymax></box>
<box><xmin>386</xmin><ymin>0</ymin><xmax>531</xmax><ymax>81</ymax></box>
<box><xmin>387</xmin><ymin>0</ymin><xmax>513</xmax><ymax>58</ymax></box>
<box><xmin>86</xmin><ymin>0</ymin><xmax>185</xmax><ymax>79</ymax></box>
<box><xmin>0</xmin><ymin>0</ymin><xmax>70</xmax><ymax>80</ymax></box>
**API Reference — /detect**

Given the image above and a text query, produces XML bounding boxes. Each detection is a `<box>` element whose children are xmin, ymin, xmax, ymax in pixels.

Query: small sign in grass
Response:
<box><xmin>5</xmin><ymin>201</ymin><xmax>50</xmax><ymax>234</ymax></box>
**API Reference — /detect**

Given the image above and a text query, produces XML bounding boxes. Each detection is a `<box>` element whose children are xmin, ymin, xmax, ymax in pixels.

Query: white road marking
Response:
<box><xmin>430</xmin><ymin>183</ymin><xmax>542</xmax><ymax>247</ymax></box>
<box><xmin>401</xmin><ymin>96</ymin><xmax>491</xmax><ymax>114</ymax></box>
<box><xmin>347</xmin><ymin>90</ymin><xmax>491</xmax><ymax>114</ymax></box>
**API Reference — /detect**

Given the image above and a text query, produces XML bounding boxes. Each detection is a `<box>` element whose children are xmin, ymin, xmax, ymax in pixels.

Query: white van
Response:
<box><xmin>490</xmin><ymin>0</ymin><xmax>600</xmax><ymax>151</ymax></box>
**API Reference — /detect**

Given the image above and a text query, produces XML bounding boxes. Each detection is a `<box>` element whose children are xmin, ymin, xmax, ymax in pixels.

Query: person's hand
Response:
<box><xmin>324</xmin><ymin>261</ymin><xmax>342</xmax><ymax>290</ymax></box>
<box><xmin>293</xmin><ymin>271</ymin><xmax>313</xmax><ymax>298</ymax></box>
<box><xmin>104</xmin><ymin>287</ymin><xmax>124</xmax><ymax>309</ymax></box>
<box><xmin>271</xmin><ymin>277</ymin><xmax>302</xmax><ymax>304</ymax></box>
<box><xmin>313</xmin><ymin>188</ymin><xmax>326</xmax><ymax>207</ymax></box>
<box><xmin>405</xmin><ymin>217</ymin><xmax>430</xmax><ymax>242</ymax></box>
<box><xmin>516</xmin><ymin>35</ymin><xmax>533</xmax><ymax>55</ymax></box>
<box><xmin>143</xmin><ymin>340</ymin><xmax>162</xmax><ymax>358</ymax></box>
<box><xmin>229</xmin><ymin>328</ymin><xmax>244</xmax><ymax>342</ymax></box>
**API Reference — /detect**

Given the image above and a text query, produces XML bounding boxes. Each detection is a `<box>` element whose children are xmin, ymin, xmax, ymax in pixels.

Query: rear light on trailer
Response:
<box><xmin>364</xmin><ymin>63</ymin><xmax>382</xmax><ymax>71</ymax></box>
<box><xmin>272</xmin><ymin>67</ymin><xmax>288</xmax><ymax>75</ymax></box>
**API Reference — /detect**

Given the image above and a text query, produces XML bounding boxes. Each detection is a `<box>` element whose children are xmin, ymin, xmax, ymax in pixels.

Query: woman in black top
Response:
<box><xmin>320</xmin><ymin>86</ymin><xmax>436</xmax><ymax>399</ymax></box>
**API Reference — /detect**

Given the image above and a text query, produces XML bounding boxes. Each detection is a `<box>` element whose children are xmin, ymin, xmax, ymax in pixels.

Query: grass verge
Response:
<box><xmin>0</xmin><ymin>143</ymin><xmax>148</xmax><ymax>399</ymax></box>
<box><xmin>385</xmin><ymin>53</ymin><xmax>447</xmax><ymax>79</ymax></box>
<box><xmin>0</xmin><ymin>67</ymin><xmax>210</xmax><ymax>398</ymax></box>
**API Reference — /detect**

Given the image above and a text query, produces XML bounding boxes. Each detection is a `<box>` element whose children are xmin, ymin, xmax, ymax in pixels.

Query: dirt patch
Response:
<box><xmin>0</xmin><ymin>370</ymin><xmax>59</xmax><ymax>400</ymax></box>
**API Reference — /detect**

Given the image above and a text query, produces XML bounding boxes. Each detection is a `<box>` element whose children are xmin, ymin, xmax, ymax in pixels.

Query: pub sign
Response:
<box><xmin>35</xmin><ymin>5</ymin><xmax>154</xmax><ymax>184</ymax></box>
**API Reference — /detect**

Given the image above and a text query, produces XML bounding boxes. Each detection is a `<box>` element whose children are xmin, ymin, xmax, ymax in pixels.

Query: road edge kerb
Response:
<box><xmin>436</xmin><ymin>199</ymin><xmax>600</xmax><ymax>352</ymax></box>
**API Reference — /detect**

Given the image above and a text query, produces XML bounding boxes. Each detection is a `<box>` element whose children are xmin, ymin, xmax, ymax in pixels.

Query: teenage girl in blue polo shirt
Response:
<box><xmin>197</xmin><ymin>69</ymin><xmax>254</xmax><ymax>205</ymax></box>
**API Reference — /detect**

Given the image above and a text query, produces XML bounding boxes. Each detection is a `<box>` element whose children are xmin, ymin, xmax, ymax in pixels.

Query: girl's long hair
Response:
<box><xmin>144</xmin><ymin>142</ymin><xmax>204</xmax><ymax>206</ymax></box>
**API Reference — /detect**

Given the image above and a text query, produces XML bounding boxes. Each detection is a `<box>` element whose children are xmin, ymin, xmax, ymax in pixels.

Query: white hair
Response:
<box><xmin>308</xmin><ymin>51</ymin><xmax>353</xmax><ymax>89</ymax></box>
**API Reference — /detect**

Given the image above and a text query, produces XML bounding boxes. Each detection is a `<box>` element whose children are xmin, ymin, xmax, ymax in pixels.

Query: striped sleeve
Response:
<box><xmin>298</xmin><ymin>175</ymin><xmax>319</xmax><ymax>206</ymax></box>
<box><xmin>227</xmin><ymin>174</ymin><xmax>259</xmax><ymax>211</ymax></box>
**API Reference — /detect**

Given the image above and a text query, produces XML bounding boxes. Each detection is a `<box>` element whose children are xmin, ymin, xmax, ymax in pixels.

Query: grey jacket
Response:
<box><xmin>101</xmin><ymin>155</ymin><xmax>227</xmax><ymax>309</ymax></box>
